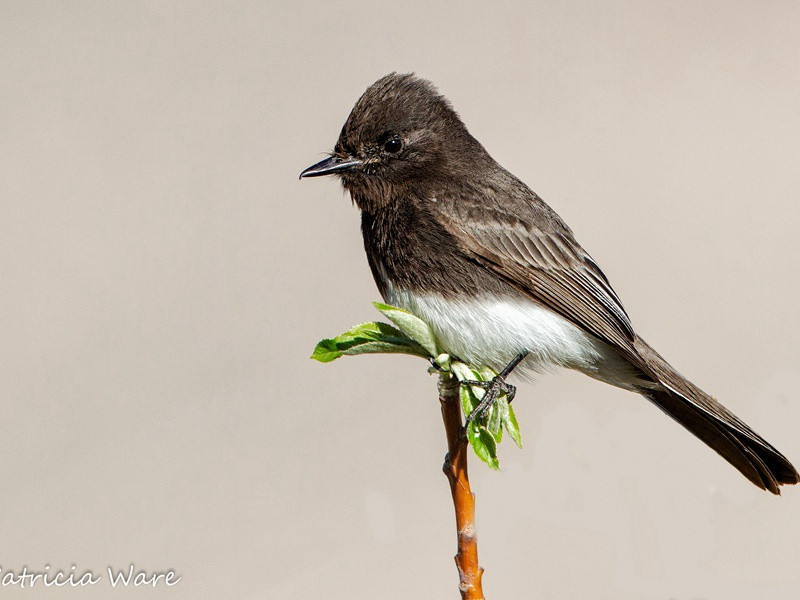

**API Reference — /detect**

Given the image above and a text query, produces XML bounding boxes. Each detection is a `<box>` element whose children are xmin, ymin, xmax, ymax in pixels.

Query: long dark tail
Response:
<box><xmin>632</xmin><ymin>337</ymin><xmax>799</xmax><ymax>494</ymax></box>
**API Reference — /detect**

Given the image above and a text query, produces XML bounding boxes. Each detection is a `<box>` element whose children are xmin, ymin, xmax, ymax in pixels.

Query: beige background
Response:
<box><xmin>2</xmin><ymin>2</ymin><xmax>799</xmax><ymax>599</ymax></box>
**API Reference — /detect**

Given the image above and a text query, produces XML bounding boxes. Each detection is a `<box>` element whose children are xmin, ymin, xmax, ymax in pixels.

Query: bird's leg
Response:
<box><xmin>462</xmin><ymin>352</ymin><xmax>528</xmax><ymax>426</ymax></box>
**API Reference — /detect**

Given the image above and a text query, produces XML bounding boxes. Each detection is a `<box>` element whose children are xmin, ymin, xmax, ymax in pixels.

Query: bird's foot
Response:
<box><xmin>461</xmin><ymin>375</ymin><xmax>517</xmax><ymax>426</ymax></box>
<box><xmin>460</xmin><ymin>351</ymin><xmax>528</xmax><ymax>428</ymax></box>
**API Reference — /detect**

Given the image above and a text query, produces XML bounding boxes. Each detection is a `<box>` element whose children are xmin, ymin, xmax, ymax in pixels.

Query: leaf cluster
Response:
<box><xmin>311</xmin><ymin>303</ymin><xmax>522</xmax><ymax>468</ymax></box>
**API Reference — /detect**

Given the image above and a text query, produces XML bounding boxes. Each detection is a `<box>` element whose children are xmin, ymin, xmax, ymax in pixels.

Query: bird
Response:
<box><xmin>300</xmin><ymin>72</ymin><xmax>798</xmax><ymax>494</ymax></box>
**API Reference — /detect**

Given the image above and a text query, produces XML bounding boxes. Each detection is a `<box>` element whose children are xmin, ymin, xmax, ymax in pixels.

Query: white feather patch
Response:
<box><xmin>385</xmin><ymin>287</ymin><xmax>650</xmax><ymax>391</ymax></box>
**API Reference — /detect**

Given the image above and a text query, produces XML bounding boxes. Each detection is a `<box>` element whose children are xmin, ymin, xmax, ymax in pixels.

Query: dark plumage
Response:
<box><xmin>301</xmin><ymin>73</ymin><xmax>798</xmax><ymax>494</ymax></box>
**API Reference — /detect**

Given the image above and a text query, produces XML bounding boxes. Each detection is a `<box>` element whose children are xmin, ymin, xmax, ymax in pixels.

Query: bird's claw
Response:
<box><xmin>461</xmin><ymin>376</ymin><xmax>517</xmax><ymax>427</ymax></box>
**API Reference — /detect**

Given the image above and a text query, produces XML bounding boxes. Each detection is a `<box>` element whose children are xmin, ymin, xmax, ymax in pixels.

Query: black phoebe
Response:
<box><xmin>301</xmin><ymin>73</ymin><xmax>798</xmax><ymax>494</ymax></box>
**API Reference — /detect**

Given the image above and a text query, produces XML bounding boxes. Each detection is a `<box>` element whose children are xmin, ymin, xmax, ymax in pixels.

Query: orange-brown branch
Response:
<box><xmin>439</xmin><ymin>373</ymin><xmax>484</xmax><ymax>600</ymax></box>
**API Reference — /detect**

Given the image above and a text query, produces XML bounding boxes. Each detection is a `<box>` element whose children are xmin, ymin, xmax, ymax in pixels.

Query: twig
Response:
<box><xmin>438</xmin><ymin>371</ymin><xmax>485</xmax><ymax>600</ymax></box>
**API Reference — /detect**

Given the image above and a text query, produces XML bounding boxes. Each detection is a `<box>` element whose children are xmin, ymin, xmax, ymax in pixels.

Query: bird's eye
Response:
<box><xmin>383</xmin><ymin>138</ymin><xmax>402</xmax><ymax>153</ymax></box>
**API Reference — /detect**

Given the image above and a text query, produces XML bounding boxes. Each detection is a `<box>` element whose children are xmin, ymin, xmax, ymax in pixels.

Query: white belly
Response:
<box><xmin>386</xmin><ymin>288</ymin><xmax>649</xmax><ymax>391</ymax></box>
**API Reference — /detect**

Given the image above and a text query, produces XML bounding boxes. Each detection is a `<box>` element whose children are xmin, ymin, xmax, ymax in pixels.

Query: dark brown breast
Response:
<box><xmin>359</xmin><ymin>196</ymin><xmax>514</xmax><ymax>300</ymax></box>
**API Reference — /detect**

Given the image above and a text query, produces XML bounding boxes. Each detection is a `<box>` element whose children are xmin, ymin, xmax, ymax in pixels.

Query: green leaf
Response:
<box><xmin>373</xmin><ymin>302</ymin><xmax>438</xmax><ymax>357</ymax></box>
<box><xmin>467</xmin><ymin>420</ymin><xmax>499</xmax><ymax>470</ymax></box>
<box><xmin>450</xmin><ymin>362</ymin><xmax>486</xmax><ymax>410</ymax></box>
<box><xmin>310</xmin><ymin>321</ymin><xmax>430</xmax><ymax>363</ymax></box>
<box><xmin>504</xmin><ymin>402</ymin><xmax>523</xmax><ymax>449</ymax></box>
<box><xmin>310</xmin><ymin>338</ymin><xmax>344</xmax><ymax>363</ymax></box>
<box><xmin>458</xmin><ymin>379</ymin><xmax>476</xmax><ymax>417</ymax></box>
<box><xmin>450</xmin><ymin>361</ymin><xmax>480</xmax><ymax>384</ymax></box>
<box><xmin>487</xmin><ymin>397</ymin><xmax>504</xmax><ymax>443</ymax></box>
<box><xmin>454</xmin><ymin>368</ymin><xmax>481</xmax><ymax>421</ymax></box>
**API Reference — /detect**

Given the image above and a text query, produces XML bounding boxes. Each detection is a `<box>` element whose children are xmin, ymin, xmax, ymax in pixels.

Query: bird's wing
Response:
<box><xmin>434</xmin><ymin>202</ymin><xmax>637</xmax><ymax>355</ymax></box>
<box><xmin>431</xmin><ymin>197</ymin><xmax>800</xmax><ymax>493</ymax></box>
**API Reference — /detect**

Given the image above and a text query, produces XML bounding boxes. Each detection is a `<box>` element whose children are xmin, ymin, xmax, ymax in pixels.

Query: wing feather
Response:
<box><xmin>436</xmin><ymin>206</ymin><xmax>636</xmax><ymax>354</ymax></box>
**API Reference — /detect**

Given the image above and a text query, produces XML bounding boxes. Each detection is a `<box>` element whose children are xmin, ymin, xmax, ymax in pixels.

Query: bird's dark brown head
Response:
<box><xmin>300</xmin><ymin>73</ymin><xmax>482</xmax><ymax>211</ymax></box>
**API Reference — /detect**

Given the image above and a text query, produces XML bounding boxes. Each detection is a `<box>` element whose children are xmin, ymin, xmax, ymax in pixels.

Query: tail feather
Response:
<box><xmin>632</xmin><ymin>337</ymin><xmax>799</xmax><ymax>494</ymax></box>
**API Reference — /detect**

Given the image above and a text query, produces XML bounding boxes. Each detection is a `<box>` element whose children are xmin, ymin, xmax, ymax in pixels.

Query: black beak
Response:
<box><xmin>299</xmin><ymin>156</ymin><xmax>362</xmax><ymax>179</ymax></box>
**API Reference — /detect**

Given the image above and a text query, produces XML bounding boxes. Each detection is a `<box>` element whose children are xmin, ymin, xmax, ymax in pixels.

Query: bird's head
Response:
<box><xmin>300</xmin><ymin>73</ymin><xmax>479</xmax><ymax>210</ymax></box>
